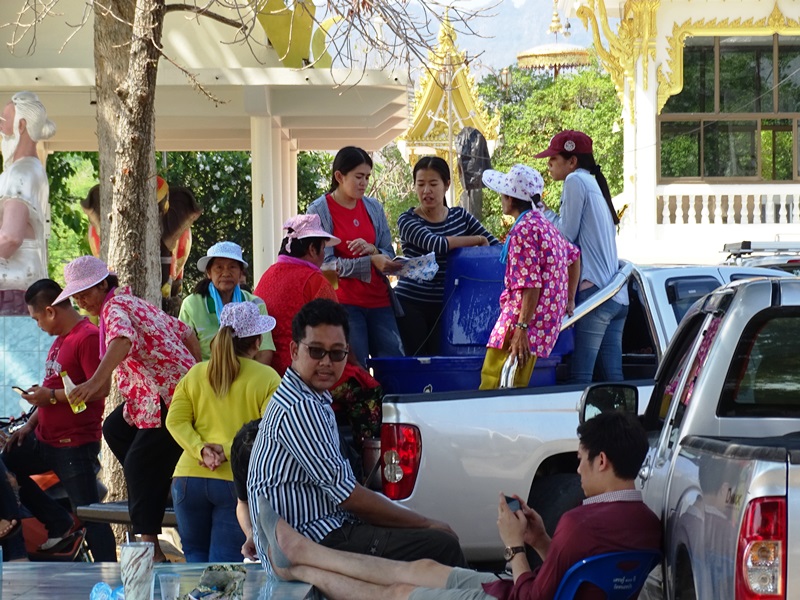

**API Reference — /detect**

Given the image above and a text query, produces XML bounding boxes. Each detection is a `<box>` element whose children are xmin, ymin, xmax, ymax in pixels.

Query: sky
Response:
<box><xmin>442</xmin><ymin>0</ymin><xmax>594</xmax><ymax>71</ymax></box>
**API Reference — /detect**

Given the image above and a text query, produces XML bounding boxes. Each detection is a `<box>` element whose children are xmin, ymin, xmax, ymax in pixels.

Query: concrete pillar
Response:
<box><xmin>281</xmin><ymin>135</ymin><xmax>292</xmax><ymax>227</ymax></box>
<box><xmin>269</xmin><ymin>126</ymin><xmax>284</xmax><ymax>270</ymax></box>
<box><xmin>250</xmin><ymin>116</ymin><xmax>276</xmax><ymax>281</ymax></box>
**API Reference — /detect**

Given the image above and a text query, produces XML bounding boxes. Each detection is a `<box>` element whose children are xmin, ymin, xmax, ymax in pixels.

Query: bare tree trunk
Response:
<box><xmin>108</xmin><ymin>0</ymin><xmax>164</xmax><ymax>303</ymax></box>
<box><xmin>93</xmin><ymin>1</ymin><xmax>135</xmax><ymax>532</ymax></box>
<box><xmin>93</xmin><ymin>0</ymin><xmax>164</xmax><ymax>542</ymax></box>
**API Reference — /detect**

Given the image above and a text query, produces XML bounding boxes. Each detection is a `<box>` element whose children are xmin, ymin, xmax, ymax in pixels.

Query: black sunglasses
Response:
<box><xmin>300</xmin><ymin>342</ymin><xmax>349</xmax><ymax>363</ymax></box>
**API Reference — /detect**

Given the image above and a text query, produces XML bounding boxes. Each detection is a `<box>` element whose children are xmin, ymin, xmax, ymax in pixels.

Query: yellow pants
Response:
<box><xmin>479</xmin><ymin>347</ymin><xmax>537</xmax><ymax>390</ymax></box>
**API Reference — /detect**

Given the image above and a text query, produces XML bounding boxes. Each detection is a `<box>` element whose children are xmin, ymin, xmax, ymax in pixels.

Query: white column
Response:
<box><xmin>289</xmin><ymin>144</ymin><xmax>299</xmax><ymax>217</ymax></box>
<box><xmin>281</xmin><ymin>135</ymin><xmax>292</xmax><ymax>226</ymax></box>
<box><xmin>250</xmin><ymin>116</ymin><xmax>276</xmax><ymax>281</ymax></box>
<box><xmin>270</xmin><ymin>126</ymin><xmax>284</xmax><ymax>267</ymax></box>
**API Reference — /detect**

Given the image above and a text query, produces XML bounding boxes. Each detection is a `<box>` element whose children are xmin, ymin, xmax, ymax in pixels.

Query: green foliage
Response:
<box><xmin>158</xmin><ymin>152</ymin><xmax>253</xmax><ymax>291</ymax></box>
<box><xmin>297</xmin><ymin>151</ymin><xmax>331</xmax><ymax>213</ymax></box>
<box><xmin>47</xmin><ymin>152</ymin><xmax>96</xmax><ymax>283</ymax></box>
<box><xmin>367</xmin><ymin>144</ymin><xmax>417</xmax><ymax>249</ymax></box>
<box><xmin>477</xmin><ymin>55</ymin><xmax>623</xmax><ymax>232</ymax></box>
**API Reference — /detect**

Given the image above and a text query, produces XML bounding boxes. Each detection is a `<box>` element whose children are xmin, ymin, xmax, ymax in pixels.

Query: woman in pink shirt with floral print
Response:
<box><xmin>479</xmin><ymin>165</ymin><xmax>580</xmax><ymax>390</ymax></box>
<box><xmin>57</xmin><ymin>256</ymin><xmax>201</xmax><ymax>563</ymax></box>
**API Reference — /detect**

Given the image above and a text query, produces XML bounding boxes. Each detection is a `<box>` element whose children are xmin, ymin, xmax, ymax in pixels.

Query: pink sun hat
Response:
<box><xmin>283</xmin><ymin>214</ymin><xmax>340</xmax><ymax>247</ymax></box>
<box><xmin>219</xmin><ymin>301</ymin><xmax>276</xmax><ymax>338</ymax></box>
<box><xmin>53</xmin><ymin>256</ymin><xmax>114</xmax><ymax>305</ymax></box>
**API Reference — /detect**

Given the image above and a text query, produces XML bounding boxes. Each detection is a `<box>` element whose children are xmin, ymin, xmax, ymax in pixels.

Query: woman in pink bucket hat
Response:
<box><xmin>60</xmin><ymin>255</ymin><xmax>202</xmax><ymax>562</ymax></box>
<box><xmin>534</xmin><ymin>130</ymin><xmax>629</xmax><ymax>384</ymax></box>
<box><xmin>167</xmin><ymin>301</ymin><xmax>281</xmax><ymax>562</ymax></box>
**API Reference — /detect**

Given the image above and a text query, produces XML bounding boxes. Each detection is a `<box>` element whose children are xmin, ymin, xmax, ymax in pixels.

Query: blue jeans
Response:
<box><xmin>2</xmin><ymin>432</ymin><xmax>117</xmax><ymax>561</ymax></box>
<box><xmin>570</xmin><ymin>285</ymin><xmax>629</xmax><ymax>384</ymax></box>
<box><xmin>172</xmin><ymin>476</ymin><xmax>244</xmax><ymax>562</ymax></box>
<box><xmin>343</xmin><ymin>305</ymin><xmax>404</xmax><ymax>367</ymax></box>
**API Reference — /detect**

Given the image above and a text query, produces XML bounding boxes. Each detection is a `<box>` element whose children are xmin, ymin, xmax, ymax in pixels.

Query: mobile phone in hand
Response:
<box><xmin>11</xmin><ymin>386</ymin><xmax>26</xmax><ymax>396</ymax></box>
<box><xmin>505</xmin><ymin>495</ymin><xmax>521</xmax><ymax>512</ymax></box>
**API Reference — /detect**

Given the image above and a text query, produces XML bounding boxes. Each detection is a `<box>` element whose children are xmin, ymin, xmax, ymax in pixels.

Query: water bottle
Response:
<box><xmin>60</xmin><ymin>370</ymin><xmax>87</xmax><ymax>414</ymax></box>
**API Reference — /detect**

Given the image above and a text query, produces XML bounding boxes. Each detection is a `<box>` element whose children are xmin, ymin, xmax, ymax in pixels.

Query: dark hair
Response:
<box><xmin>104</xmin><ymin>274</ymin><xmax>120</xmax><ymax>289</ymax></box>
<box><xmin>558</xmin><ymin>152</ymin><xmax>619</xmax><ymax>225</ymax></box>
<box><xmin>329</xmin><ymin>146</ymin><xmax>373</xmax><ymax>192</ymax></box>
<box><xmin>508</xmin><ymin>196</ymin><xmax>534</xmax><ymax>214</ymax></box>
<box><xmin>413</xmin><ymin>156</ymin><xmax>451</xmax><ymax>207</ymax></box>
<box><xmin>292</xmin><ymin>298</ymin><xmax>349</xmax><ymax>343</ymax></box>
<box><xmin>577</xmin><ymin>411</ymin><xmax>648</xmax><ymax>480</ymax></box>
<box><xmin>24</xmin><ymin>279</ymin><xmax>70</xmax><ymax>311</ymax></box>
<box><xmin>192</xmin><ymin>258</ymin><xmax>248</xmax><ymax>297</ymax></box>
<box><xmin>278</xmin><ymin>236</ymin><xmax>327</xmax><ymax>258</ymax></box>
<box><xmin>230</xmin><ymin>419</ymin><xmax>262</xmax><ymax>499</ymax></box>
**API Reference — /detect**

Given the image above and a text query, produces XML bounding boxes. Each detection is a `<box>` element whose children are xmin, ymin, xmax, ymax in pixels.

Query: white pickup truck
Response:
<box><xmin>581</xmin><ymin>275</ymin><xmax>800</xmax><ymax>599</ymax></box>
<box><xmin>376</xmin><ymin>257</ymin><xmax>788</xmax><ymax>564</ymax></box>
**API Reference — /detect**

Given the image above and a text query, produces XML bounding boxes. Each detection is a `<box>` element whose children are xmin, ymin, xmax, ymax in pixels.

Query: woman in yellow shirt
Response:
<box><xmin>166</xmin><ymin>301</ymin><xmax>280</xmax><ymax>562</ymax></box>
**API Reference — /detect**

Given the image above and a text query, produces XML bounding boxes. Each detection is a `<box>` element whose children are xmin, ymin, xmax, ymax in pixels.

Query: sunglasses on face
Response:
<box><xmin>300</xmin><ymin>342</ymin><xmax>349</xmax><ymax>362</ymax></box>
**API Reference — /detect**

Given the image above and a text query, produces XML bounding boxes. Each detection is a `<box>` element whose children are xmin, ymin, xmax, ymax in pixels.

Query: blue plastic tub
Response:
<box><xmin>369</xmin><ymin>355</ymin><xmax>560</xmax><ymax>395</ymax></box>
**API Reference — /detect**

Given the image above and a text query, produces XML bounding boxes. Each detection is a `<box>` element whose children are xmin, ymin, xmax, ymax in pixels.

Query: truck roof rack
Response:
<box><xmin>723</xmin><ymin>241</ymin><xmax>800</xmax><ymax>256</ymax></box>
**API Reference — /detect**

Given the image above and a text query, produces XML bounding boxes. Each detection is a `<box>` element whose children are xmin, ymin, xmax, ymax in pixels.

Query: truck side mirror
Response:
<box><xmin>579</xmin><ymin>384</ymin><xmax>639</xmax><ymax>424</ymax></box>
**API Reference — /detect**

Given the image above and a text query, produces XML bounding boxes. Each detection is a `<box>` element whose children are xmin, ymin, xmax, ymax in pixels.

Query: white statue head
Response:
<box><xmin>1</xmin><ymin>91</ymin><xmax>56</xmax><ymax>165</ymax></box>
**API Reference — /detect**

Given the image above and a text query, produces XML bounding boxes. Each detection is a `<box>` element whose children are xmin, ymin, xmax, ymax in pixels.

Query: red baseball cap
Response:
<box><xmin>534</xmin><ymin>130</ymin><xmax>593</xmax><ymax>158</ymax></box>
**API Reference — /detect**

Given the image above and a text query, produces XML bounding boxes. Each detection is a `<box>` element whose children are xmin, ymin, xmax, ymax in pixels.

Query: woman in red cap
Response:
<box><xmin>534</xmin><ymin>130</ymin><xmax>628</xmax><ymax>384</ymax></box>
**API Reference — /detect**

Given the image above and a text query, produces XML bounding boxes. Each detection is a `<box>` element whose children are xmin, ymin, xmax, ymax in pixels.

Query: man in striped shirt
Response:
<box><xmin>248</xmin><ymin>298</ymin><xmax>467</xmax><ymax>569</ymax></box>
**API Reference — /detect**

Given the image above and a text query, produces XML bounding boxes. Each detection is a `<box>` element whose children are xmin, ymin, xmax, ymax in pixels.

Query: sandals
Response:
<box><xmin>0</xmin><ymin>519</ymin><xmax>21</xmax><ymax>542</ymax></box>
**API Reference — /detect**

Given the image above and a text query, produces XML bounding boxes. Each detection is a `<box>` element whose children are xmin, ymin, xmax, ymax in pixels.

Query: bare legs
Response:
<box><xmin>270</xmin><ymin>516</ymin><xmax>453</xmax><ymax>599</ymax></box>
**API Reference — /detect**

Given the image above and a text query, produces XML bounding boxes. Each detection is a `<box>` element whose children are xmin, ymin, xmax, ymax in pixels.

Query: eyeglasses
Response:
<box><xmin>300</xmin><ymin>342</ymin><xmax>349</xmax><ymax>362</ymax></box>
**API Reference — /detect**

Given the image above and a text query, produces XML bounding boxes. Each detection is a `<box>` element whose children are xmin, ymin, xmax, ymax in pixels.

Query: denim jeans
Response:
<box><xmin>343</xmin><ymin>304</ymin><xmax>404</xmax><ymax>367</ymax></box>
<box><xmin>570</xmin><ymin>285</ymin><xmax>629</xmax><ymax>384</ymax></box>
<box><xmin>172</xmin><ymin>476</ymin><xmax>245</xmax><ymax>562</ymax></box>
<box><xmin>3</xmin><ymin>432</ymin><xmax>117</xmax><ymax>561</ymax></box>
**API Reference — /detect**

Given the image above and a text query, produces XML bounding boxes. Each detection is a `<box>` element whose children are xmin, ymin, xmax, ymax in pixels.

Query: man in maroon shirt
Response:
<box><xmin>255</xmin><ymin>411</ymin><xmax>661</xmax><ymax>600</ymax></box>
<box><xmin>2</xmin><ymin>279</ymin><xmax>116</xmax><ymax>561</ymax></box>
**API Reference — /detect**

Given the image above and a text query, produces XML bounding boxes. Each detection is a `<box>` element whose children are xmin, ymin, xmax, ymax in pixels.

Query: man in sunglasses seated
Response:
<box><xmin>248</xmin><ymin>298</ymin><xmax>467</xmax><ymax>568</ymax></box>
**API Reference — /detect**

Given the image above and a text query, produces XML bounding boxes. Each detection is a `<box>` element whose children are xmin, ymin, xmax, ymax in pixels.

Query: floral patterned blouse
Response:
<box><xmin>101</xmin><ymin>286</ymin><xmax>196</xmax><ymax>428</ymax></box>
<box><xmin>487</xmin><ymin>210</ymin><xmax>580</xmax><ymax>358</ymax></box>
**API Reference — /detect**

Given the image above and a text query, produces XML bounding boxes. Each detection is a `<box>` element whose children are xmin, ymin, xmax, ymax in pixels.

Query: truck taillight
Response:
<box><xmin>736</xmin><ymin>497</ymin><xmax>786</xmax><ymax>599</ymax></box>
<box><xmin>380</xmin><ymin>424</ymin><xmax>421</xmax><ymax>500</ymax></box>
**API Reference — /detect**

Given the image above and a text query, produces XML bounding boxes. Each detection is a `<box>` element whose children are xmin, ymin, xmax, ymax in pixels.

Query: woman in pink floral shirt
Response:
<box><xmin>479</xmin><ymin>165</ymin><xmax>580</xmax><ymax>390</ymax></box>
<box><xmin>57</xmin><ymin>256</ymin><xmax>201</xmax><ymax>562</ymax></box>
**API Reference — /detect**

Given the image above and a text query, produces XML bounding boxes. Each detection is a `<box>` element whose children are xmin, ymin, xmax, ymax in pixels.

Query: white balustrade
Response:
<box><xmin>656</xmin><ymin>185</ymin><xmax>799</xmax><ymax>226</ymax></box>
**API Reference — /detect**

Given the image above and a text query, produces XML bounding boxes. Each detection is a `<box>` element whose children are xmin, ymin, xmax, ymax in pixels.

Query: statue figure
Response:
<box><xmin>0</xmin><ymin>92</ymin><xmax>56</xmax><ymax>315</ymax></box>
<box><xmin>83</xmin><ymin>176</ymin><xmax>202</xmax><ymax>314</ymax></box>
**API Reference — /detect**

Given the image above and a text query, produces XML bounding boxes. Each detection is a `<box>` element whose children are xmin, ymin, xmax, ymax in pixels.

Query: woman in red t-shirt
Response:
<box><xmin>307</xmin><ymin>147</ymin><xmax>405</xmax><ymax>366</ymax></box>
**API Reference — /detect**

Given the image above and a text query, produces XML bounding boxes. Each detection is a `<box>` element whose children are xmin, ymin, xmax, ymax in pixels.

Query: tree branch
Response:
<box><xmin>165</xmin><ymin>3</ymin><xmax>247</xmax><ymax>32</ymax></box>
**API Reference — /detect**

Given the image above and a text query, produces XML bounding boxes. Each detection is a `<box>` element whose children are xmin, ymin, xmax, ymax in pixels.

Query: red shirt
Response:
<box><xmin>484</xmin><ymin>494</ymin><xmax>661</xmax><ymax>600</ymax></box>
<box><xmin>254</xmin><ymin>256</ymin><xmax>338</xmax><ymax>376</ymax></box>
<box><xmin>40</xmin><ymin>318</ymin><xmax>105</xmax><ymax>447</ymax></box>
<box><xmin>326</xmin><ymin>195</ymin><xmax>390</xmax><ymax>309</ymax></box>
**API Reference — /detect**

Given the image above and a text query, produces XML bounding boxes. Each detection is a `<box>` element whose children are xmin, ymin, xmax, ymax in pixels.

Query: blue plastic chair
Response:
<box><xmin>552</xmin><ymin>550</ymin><xmax>661</xmax><ymax>600</ymax></box>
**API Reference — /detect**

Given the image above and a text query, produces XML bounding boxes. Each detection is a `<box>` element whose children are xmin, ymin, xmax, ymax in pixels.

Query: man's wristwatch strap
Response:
<box><xmin>504</xmin><ymin>545</ymin><xmax>525</xmax><ymax>561</ymax></box>
<box><xmin>49</xmin><ymin>388</ymin><xmax>57</xmax><ymax>404</ymax></box>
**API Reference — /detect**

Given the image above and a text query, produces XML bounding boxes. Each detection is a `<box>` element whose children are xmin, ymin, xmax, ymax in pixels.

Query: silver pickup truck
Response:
<box><xmin>579</xmin><ymin>276</ymin><xmax>800</xmax><ymax>599</ymax></box>
<box><xmin>377</xmin><ymin>263</ymin><xmax>788</xmax><ymax>564</ymax></box>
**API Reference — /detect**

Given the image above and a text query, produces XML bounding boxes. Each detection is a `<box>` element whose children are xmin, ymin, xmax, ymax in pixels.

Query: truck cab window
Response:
<box><xmin>665</xmin><ymin>276</ymin><xmax>721</xmax><ymax>323</ymax></box>
<box><xmin>719</xmin><ymin>310</ymin><xmax>800</xmax><ymax>417</ymax></box>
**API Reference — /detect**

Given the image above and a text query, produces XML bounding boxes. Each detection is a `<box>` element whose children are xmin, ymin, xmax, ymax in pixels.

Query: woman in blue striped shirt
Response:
<box><xmin>396</xmin><ymin>157</ymin><xmax>499</xmax><ymax>356</ymax></box>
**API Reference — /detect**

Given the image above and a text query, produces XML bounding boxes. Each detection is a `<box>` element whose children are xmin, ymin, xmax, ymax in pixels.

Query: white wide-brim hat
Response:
<box><xmin>198</xmin><ymin>241</ymin><xmax>249</xmax><ymax>273</ymax></box>
<box><xmin>482</xmin><ymin>164</ymin><xmax>544</xmax><ymax>203</ymax></box>
<box><xmin>219</xmin><ymin>301</ymin><xmax>276</xmax><ymax>338</ymax></box>
<box><xmin>53</xmin><ymin>256</ymin><xmax>113</xmax><ymax>305</ymax></box>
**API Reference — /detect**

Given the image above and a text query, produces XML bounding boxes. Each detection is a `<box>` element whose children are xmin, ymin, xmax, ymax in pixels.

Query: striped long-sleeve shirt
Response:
<box><xmin>247</xmin><ymin>368</ymin><xmax>356</xmax><ymax>564</ymax></box>
<box><xmin>395</xmin><ymin>206</ymin><xmax>499</xmax><ymax>305</ymax></box>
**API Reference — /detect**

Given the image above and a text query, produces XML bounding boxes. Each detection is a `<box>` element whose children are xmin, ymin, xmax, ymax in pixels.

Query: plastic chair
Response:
<box><xmin>553</xmin><ymin>550</ymin><xmax>661</xmax><ymax>600</ymax></box>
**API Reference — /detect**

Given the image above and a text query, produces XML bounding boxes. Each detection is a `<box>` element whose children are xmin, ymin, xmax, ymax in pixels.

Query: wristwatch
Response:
<box><xmin>49</xmin><ymin>388</ymin><xmax>57</xmax><ymax>405</ymax></box>
<box><xmin>504</xmin><ymin>545</ymin><xmax>525</xmax><ymax>561</ymax></box>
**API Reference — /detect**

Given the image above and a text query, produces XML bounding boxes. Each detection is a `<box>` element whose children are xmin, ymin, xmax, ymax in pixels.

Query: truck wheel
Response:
<box><xmin>674</xmin><ymin>561</ymin><xmax>697</xmax><ymax>600</ymax></box>
<box><xmin>525</xmin><ymin>473</ymin><xmax>585</xmax><ymax>568</ymax></box>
